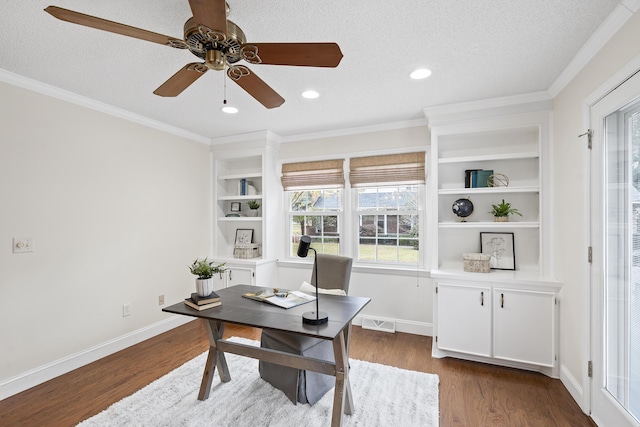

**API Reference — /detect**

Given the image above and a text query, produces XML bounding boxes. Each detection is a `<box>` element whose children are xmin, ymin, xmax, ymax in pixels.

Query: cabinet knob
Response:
<box><xmin>480</xmin><ymin>291</ymin><xmax>484</xmax><ymax>306</ymax></box>
<box><xmin>501</xmin><ymin>293</ymin><xmax>504</xmax><ymax>308</ymax></box>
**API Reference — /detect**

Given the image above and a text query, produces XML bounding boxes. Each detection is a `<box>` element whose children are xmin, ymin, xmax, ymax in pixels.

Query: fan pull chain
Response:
<box><xmin>223</xmin><ymin>69</ymin><xmax>228</xmax><ymax>106</ymax></box>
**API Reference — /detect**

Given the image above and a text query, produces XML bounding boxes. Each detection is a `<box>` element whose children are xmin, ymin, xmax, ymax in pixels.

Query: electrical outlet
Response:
<box><xmin>122</xmin><ymin>303</ymin><xmax>131</xmax><ymax>317</ymax></box>
<box><xmin>13</xmin><ymin>237</ymin><xmax>33</xmax><ymax>254</ymax></box>
<box><xmin>158</xmin><ymin>294</ymin><xmax>165</xmax><ymax>305</ymax></box>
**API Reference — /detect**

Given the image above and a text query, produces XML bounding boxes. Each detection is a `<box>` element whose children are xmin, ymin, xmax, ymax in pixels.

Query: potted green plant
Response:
<box><xmin>189</xmin><ymin>258</ymin><xmax>226</xmax><ymax>296</ymax></box>
<box><xmin>490</xmin><ymin>199</ymin><xmax>522</xmax><ymax>222</ymax></box>
<box><xmin>247</xmin><ymin>199</ymin><xmax>261</xmax><ymax>217</ymax></box>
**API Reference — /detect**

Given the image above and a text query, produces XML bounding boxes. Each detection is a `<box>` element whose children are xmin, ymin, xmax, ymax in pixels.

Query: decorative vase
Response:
<box><xmin>247</xmin><ymin>209</ymin><xmax>258</xmax><ymax>217</ymax></box>
<box><xmin>195</xmin><ymin>278</ymin><xmax>214</xmax><ymax>297</ymax></box>
<box><xmin>494</xmin><ymin>216</ymin><xmax>509</xmax><ymax>222</ymax></box>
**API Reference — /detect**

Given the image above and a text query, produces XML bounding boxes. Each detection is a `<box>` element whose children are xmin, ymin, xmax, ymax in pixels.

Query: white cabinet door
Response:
<box><xmin>436</xmin><ymin>283</ymin><xmax>492</xmax><ymax>357</ymax></box>
<box><xmin>493</xmin><ymin>288</ymin><xmax>555</xmax><ymax>367</ymax></box>
<box><xmin>211</xmin><ymin>271</ymin><xmax>226</xmax><ymax>291</ymax></box>
<box><xmin>226</xmin><ymin>267</ymin><xmax>254</xmax><ymax>286</ymax></box>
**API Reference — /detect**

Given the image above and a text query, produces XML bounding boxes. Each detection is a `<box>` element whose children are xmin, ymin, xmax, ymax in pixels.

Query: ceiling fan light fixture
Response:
<box><xmin>44</xmin><ymin>3</ymin><xmax>343</xmax><ymax>110</ymax></box>
<box><xmin>410</xmin><ymin>68</ymin><xmax>432</xmax><ymax>80</ymax></box>
<box><xmin>205</xmin><ymin>49</ymin><xmax>226</xmax><ymax>70</ymax></box>
<box><xmin>221</xmin><ymin>105</ymin><xmax>238</xmax><ymax>114</ymax></box>
<box><xmin>301</xmin><ymin>90</ymin><xmax>320</xmax><ymax>99</ymax></box>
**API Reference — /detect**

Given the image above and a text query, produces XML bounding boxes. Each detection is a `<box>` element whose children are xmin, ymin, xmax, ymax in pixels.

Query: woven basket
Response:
<box><xmin>233</xmin><ymin>244</ymin><xmax>262</xmax><ymax>259</ymax></box>
<box><xmin>463</xmin><ymin>253</ymin><xmax>491</xmax><ymax>273</ymax></box>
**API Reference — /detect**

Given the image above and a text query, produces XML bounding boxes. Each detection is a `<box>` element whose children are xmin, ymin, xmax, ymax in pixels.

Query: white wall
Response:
<box><xmin>278</xmin><ymin>125</ymin><xmax>433</xmax><ymax>334</ymax></box>
<box><xmin>279</xmin><ymin>125</ymin><xmax>429</xmax><ymax>159</ymax></box>
<box><xmin>0</xmin><ymin>82</ymin><xmax>211</xmax><ymax>388</ymax></box>
<box><xmin>278</xmin><ymin>263</ymin><xmax>432</xmax><ymax>334</ymax></box>
<box><xmin>553</xmin><ymin>10</ymin><xmax>640</xmax><ymax>406</ymax></box>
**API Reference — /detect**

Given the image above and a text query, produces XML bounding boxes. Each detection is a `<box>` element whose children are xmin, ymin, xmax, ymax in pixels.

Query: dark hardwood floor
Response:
<box><xmin>0</xmin><ymin>321</ymin><xmax>594</xmax><ymax>426</ymax></box>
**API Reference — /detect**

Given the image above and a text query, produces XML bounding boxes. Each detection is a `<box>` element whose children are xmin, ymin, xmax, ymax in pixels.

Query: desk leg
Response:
<box><xmin>198</xmin><ymin>319</ymin><xmax>231</xmax><ymax>400</ymax></box>
<box><xmin>331</xmin><ymin>328</ymin><xmax>354</xmax><ymax>427</ymax></box>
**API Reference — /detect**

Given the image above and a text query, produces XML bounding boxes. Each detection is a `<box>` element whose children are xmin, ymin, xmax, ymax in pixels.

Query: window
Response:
<box><xmin>282</xmin><ymin>152</ymin><xmax>425</xmax><ymax>265</ymax></box>
<box><xmin>356</xmin><ymin>186</ymin><xmax>420</xmax><ymax>264</ymax></box>
<box><xmin>288</xmin><ymin>189</ymin><xmax>342</xmax><ymax>256</ymax></box>
<box><xmin>281</xmin><ymin>159</ymin><xmax>345</xmax><ymax>258</ymax></box>
<box><xmin>350</xmin><ymin>152</ymin><xmax>425</xmax><ymax>265</ymax></box>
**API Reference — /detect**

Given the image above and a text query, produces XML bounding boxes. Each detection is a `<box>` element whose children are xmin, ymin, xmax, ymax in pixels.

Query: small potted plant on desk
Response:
<box><xmin>189</xmin><ymin>258</ymin><xmax>226</xmax><ymax>297</ymax></box>
<box><xmin>490</xmin><ymin>199</ymin><xmax>522</xmax><ymax>222</ymax></box>
<box><xmin>247</xmin><ymin>199</ymin><xmax>261</xmax><ymax>217</ymax></box>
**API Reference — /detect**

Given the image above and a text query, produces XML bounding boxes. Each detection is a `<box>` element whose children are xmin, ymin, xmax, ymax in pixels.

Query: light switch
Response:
<box><xmin>13</xmin><ymin>238</ymin><xmax>33</xmax><ymax>254</ymax></box>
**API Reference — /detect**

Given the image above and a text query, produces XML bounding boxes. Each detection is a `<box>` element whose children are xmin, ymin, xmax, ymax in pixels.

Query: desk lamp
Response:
<box><xmin>297</xmin><ymin>235</ymin><xmax>328</xmax><ymax>325</ymax></box>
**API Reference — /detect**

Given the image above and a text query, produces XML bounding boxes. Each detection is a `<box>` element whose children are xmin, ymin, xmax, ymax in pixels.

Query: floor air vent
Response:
<box><xmin>361</xmin><ymin>317</ymin><xmax>396</xmax><ymax>333</ymax></box>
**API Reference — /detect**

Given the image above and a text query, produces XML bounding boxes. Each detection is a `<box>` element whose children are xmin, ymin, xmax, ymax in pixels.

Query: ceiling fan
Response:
<box><xmin>44</xmin><ymin>1</ymin><xmax>343</xmax><ymax>109</ymax></box>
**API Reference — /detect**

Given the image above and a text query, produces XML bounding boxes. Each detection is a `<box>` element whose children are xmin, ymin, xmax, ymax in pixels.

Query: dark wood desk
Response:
<box><xmin>163</xmin><ymin>284</ymin><xmax>370</xmax><ymax>427</ymax></box>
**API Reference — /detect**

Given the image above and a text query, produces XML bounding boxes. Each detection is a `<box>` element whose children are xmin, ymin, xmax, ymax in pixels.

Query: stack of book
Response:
<box><xmin>184</xmin><ymin>291</ymin><xmax>222</xmax><ymax>311</ymax></box>
<box><xmin>465</xmin><ymin>169</ymin><xmax>494</xmax><ymax>188</ymax></box>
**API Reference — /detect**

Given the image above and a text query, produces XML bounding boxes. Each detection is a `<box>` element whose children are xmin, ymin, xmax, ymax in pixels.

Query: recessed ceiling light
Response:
<box><xmin>410</xmin><ymin>68</ymin><xmax>432</xmax><ymax>80</ymax></box>
<box><xmin>221</xmin><ymin>106</ymin><xmax>238</xmax><ymax>114</ymax></box>
<box><xmin>301</xmin><ymin>90</ymin><xmax>320</xmax><ymax>99</ymax></box>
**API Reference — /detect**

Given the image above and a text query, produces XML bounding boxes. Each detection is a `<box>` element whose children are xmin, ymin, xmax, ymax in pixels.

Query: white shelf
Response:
<box><xmin>439</xmin><ymin>221</ymin><xmax>539</xmax><ymax>228</ymax></box>
<box><xmin>217</xmin><ymin>173</ymin><xmax>262</xmax><ymax>180</ymax></box>
<box><xmin>218</xmin><ymin>195</ymin><xmax>263</xmax><ymax>201</ymax></box>
<box><xmin>438</xmin><ymin>152</ymin><xmax>539</xmax><ymax>164</ymax></box>
<box><xmin>218</xmin><ymin>217</ymin><xmax>263</xmax><ymax>222</ymax></box>
<box><xmin>439</xmin><ymin>186</ymin><xmax>539</xmax><ymax>195</ymax></box>
<box><xmin>431</xmin><ymin>268</ymin><xmax>561</xmax><ymax>289</ymax></box>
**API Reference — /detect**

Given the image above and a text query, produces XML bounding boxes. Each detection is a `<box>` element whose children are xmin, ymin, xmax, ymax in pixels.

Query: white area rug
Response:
<box><xmin>78</xmin><ymin>337</ymin><xmax>439</xmax><ymax>427</ymax></box>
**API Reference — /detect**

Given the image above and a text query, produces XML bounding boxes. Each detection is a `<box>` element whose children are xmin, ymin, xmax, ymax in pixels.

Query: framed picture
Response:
<box><xmin>230</xmin><ymin>202</ymin><xmax>241</xmax><ymax>212</ymax></box>
<box><xmin>480</xmin><ymin>232</ymin><xmax>515</xmax><ymax>270</ymax></box>
<box><xmin>235</xmin><ymin>229</ymin><xmax>254</xmax><ymax>245</ymax></box>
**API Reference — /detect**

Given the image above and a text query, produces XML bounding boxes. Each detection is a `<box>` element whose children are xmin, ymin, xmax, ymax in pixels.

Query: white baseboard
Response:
<box><xmin>2</xmin><ymin>314</ymin><xmax>432</xmax><ymax>401</ymax></box>
<box><xmin>0</xmin><ymin>315</ymin><xmax>193</xmax><ymax>401</ymax></box>
<box><xmin>353</xmin><ymin>315</ymin><xmax>432</xmax><ymax>336</ymax></box>
<box><xmin>560</xmin><ymin>363</ymin><xmax>589</xmax><ymax>414</ymax></box>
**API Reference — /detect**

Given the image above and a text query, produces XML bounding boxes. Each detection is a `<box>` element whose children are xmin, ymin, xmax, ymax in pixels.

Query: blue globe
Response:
<box><xmin>452</xmin><ymin>198</ymin><xmax>474</xmax><ymax>219</ymax></box>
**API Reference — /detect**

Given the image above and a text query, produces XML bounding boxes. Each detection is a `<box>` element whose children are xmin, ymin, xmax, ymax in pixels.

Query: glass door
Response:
<box><xmin>591</xmin><ymin>70</ymin><xmax>640</xmax><ymax>427</ymax></box>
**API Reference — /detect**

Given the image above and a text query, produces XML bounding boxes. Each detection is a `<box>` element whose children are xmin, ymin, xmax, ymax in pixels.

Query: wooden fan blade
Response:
<box><xmin>188</xmin><ymin>0</ymin><xmax>228</xmax><ymax>35</ymax></box>
<box><xmin>154</xmin><ymin>63</ymin><xmax>208</xmax><ymax>97</ymax></box>
<box><xmin>241</xmin><ymin>43</ymin><xmax>343</xmax><ymax>67</ymax></box>
<box><xmin>44</xmin><ymin>6</ymin><xmax>183</xmax><ymax>47</ymax></box>
<box><xmin>227</xmin><ymin>66</ymin><xmax>285</xmax><ymax>109</ymax></box>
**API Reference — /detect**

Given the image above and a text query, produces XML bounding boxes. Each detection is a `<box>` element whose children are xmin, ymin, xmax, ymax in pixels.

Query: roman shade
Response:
<box><xmin>281</xmin><ymin>159</ymin><xmax>345</xmax><ymax>190</ymax></box>
<box><xmin>349</xmin><ymin>152</ymin><xmax>426</xmax><ymax>187</ymax></box>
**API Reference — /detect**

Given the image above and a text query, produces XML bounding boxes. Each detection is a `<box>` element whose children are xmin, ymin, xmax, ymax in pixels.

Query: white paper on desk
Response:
<box><xmin>269</xmin><ymin>291</ymin><xmax>315</xmax><ymax>309</ymax></box>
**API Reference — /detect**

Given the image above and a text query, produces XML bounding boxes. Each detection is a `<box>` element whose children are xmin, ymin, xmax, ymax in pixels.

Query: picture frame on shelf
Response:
<box><xmin>235</xmin><ymin>229</ymin><xmax>254</xmax><ymax>245</ymax></box>
<box><xmin>230</xmin><ymin>202</ymin><xmax>241</xmax><ymax>212</ymax></box>
<box><xmin>480</xmin><ymin>232</ymin><xmax>515</xmax><ymax>270</ymax></box>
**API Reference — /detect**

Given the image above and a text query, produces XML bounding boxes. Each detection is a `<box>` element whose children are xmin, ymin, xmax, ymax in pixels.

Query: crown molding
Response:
<box><xmin>548</xmin><ymin>2</ymin><xmax>639</xmax><ymax>97</ymax></box>
<box><xmin>622</xmin><ymin>0</ymin><xmax>640</xmax><ymax>13</ymax></box>
<box><xmin>0</xmin><ymin>69</ymin><xmax>210</xmax><ymax>145</ymax></box>
<box><xmin>423</xmin><ymin>91</ymin><xmax>552</xmax><ymax>127</ymax></box>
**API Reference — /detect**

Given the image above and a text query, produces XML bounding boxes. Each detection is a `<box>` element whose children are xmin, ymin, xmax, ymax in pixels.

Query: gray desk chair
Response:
<box><xmin>259</xmin><ymin>254</ymin><xmax>353</xmax><ymax>405</ymax></box>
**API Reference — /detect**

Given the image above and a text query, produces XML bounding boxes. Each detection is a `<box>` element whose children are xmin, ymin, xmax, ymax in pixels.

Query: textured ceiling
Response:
<box><xmin>0</xmin><ymin>1</ymin><xmax>622</xmax><ymax>140</ymax></box>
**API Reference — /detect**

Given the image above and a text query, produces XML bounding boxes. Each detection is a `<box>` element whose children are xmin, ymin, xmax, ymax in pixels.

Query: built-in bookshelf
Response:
<box><xmin>425</xmin><ymin>103</ymin><xmax>561</xmax><ymax>376</ymax></box>
<box><xmin>427</xmin><ymin>111</ymin><xmax>552</xmax><ymax>276</ymax></box>
<box><xmin>210</xmin><ymin>136</ymin><xmax>280</xmax><ymax>287</ymax></box>
<box><xmin>214</xmin><ymin>155</ymin><xmax>264</xmax><ymax>258</ymax></box>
